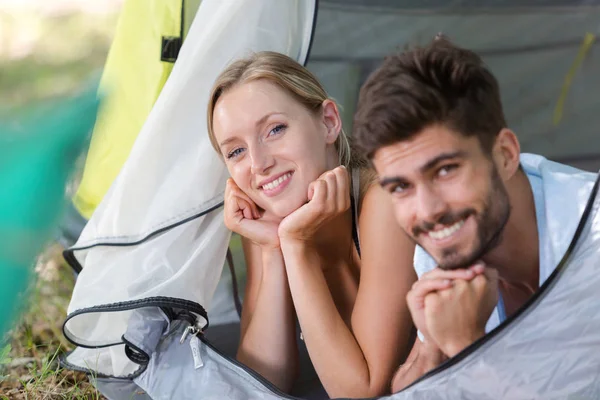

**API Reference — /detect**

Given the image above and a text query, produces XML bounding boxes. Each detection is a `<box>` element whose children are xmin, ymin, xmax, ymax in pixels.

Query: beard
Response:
<box><xmin>413</xmin><ymin>166</ymin><xmax>511</xmax><ymax>270</ymax></box>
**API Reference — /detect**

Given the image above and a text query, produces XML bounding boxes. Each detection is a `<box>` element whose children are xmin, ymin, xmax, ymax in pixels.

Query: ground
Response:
<box><xmin>0</xmin><ymin>4</ymin><xmax>119</xmax><ymax>399</ymax></box>
<box><xmin>0</xmin><ymin>245</ymin><xmax>106</xmax><ymax>400</ymax></box>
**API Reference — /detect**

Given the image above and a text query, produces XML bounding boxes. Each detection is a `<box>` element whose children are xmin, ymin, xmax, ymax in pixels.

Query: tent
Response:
<box><xmin>61</xmin><ymin>0</ymin><xmax>600</xmax><ymax>399</ymax></box>
<box><xmin>0</xmin><ymin>89</ymin><xmax>99</xmax><ymax>336</ymax></box>
<box><xmin>59</xmin><ymin>0</ymin><xmax>203</xmax><ymax>247</ymax></box>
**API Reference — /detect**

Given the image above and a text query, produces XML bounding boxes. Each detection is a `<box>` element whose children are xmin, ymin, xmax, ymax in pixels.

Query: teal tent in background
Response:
<box><xmin>0</xmin><ymin>88</ymin><xmax>100</xmax><ymax>336</ymax></box>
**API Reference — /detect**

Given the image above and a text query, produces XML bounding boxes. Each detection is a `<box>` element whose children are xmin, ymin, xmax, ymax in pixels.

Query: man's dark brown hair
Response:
<box><xmin>353</xmin><ymin>37</ymin><xmax>507</xmax><ymax>159</ymax></box>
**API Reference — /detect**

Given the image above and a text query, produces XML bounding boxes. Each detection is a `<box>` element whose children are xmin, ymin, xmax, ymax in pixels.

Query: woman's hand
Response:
<box><xmin>278</xmin><ymin>166</ymin><xmax>350</xmax><ymax>243</ymax></box>
<box><xmin>224</xmin><ymin>178</ymin><xmax>280</xmax><ymax>249</ymax></box>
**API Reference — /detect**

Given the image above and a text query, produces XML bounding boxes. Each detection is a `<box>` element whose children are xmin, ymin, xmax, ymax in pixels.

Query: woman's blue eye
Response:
<box><xmin>268</xmin><ymin>124</ymin><xmax>286</xmax><ymax>137</ymax></box>
<box><xmin>226</xmin><ymin>147</ymin><xmax>245</xmax><ymax>159</ymax></box>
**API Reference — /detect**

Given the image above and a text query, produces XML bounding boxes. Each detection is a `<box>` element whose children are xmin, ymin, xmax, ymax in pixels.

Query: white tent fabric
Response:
<box><xmin>63</xmin><ymin>0</ymin><xmax>316</xmax><ymax>379</ymax></box>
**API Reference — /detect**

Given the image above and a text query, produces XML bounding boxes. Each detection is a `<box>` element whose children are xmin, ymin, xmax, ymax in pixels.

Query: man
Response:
<box><xmin>352</xmin><ymin>37</ymin><xmax>597</xmax><ymax>392</ymax></box>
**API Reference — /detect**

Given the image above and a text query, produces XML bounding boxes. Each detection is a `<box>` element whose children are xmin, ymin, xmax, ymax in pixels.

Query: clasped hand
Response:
<box><xmin>223</xmin><ymin>166</ymin><xmax>351</xmax><ymax>249</ymax></box>
<box><xmin>406</xmin><ymin>263</ymin><xmax>499</xmax><ymax>358</ymax></box>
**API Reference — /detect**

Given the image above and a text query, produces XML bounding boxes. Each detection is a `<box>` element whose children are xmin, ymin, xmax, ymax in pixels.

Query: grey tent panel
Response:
<box><xmin>321</xmin><ymin>0</ymin><xmax>600</xmax><ymax>10</ymax></box>
<box><xmin>308</xmin><ymin>2</ymin><xmax>600</xmax><ymax>170</ymax></box>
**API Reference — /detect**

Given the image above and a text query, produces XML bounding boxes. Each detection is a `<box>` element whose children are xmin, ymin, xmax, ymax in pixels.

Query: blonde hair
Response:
<box><xmin>207</xmin><ymin>51</ymin><xmax>352</xmax><ymax>168</ymax></box>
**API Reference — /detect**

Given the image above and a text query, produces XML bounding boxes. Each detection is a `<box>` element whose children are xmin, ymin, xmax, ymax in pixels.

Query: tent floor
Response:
<box><xmin>204</xmin><ymin>322</ymin><xmax>330</xmax><ymax>400</ymax></box>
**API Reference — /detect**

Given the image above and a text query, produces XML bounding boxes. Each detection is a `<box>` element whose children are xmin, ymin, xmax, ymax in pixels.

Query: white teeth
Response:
<box><xmin>428</xmin><ymin>219</ymin><xmax>465</xmax><ymax>240</ymax></box>
<box><xmin>262</xmin><ymin>173</ymin><xmax>292</xmax><ymax>191</ymax></box>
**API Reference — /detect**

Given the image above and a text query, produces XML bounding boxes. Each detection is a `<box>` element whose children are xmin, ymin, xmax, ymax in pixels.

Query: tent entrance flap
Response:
<box><xmin>62</xmin><ymin>0</ymin><xmax>317</xmax><ymax>385</ymax></box>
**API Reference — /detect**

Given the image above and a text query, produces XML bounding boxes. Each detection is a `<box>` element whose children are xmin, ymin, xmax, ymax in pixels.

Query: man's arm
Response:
<box><xmin>392</xmin><ymin>266</ymin><xmax>486</xmax><ymax>393</ymax></box>
<box><xmin>391</xmin><ymin>337</ymin><xmax>447</xmax><ymax>393</ymax></box>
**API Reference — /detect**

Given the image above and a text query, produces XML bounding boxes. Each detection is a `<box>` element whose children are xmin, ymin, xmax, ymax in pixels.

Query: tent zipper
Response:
<box><xmin>180</xmin><ymin>324</ymin><xmax>204</xmax><ymax>369</ymax></box>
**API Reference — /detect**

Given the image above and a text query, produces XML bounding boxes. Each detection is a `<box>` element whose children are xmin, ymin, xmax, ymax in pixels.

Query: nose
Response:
<box><xmin>414</xmin><ymin>183</ymin><xmax>449</xmax><ymax>225</ymax></box>
<box><xmin>249</xmin><ymin>143</ymin><xmax>274</xmax><ymax>176</ymax></box>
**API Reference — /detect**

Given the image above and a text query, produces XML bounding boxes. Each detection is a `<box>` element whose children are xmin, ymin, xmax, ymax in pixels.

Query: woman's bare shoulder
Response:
<box><xmin>359</xmin><ymin>167</ymin><xmax>378</xmax><ymax>189</ymax></box>
<box><xmin>356</xmin><ymin>167</ymin><xmax>378</xmax><ymax>213</ymax></box>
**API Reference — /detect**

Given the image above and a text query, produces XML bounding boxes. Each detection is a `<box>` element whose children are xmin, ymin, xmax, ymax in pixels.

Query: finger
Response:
<box><xmin>408</xmin><ymin>282</ymin><xmax>450</xmax><ymax>311</ymax></box>
<box><xmin>469</xmin><ymin>261</ymin><xmax>486</xmax><ymax>275</ymax></box>
<box><xmin>333</xmin><ymin>166</ymin><xmax>350</xmax><ymax>211</ymax></box>
<box><xmin>472</xmin><ymin>267</ymin><xmax>499</xmax><ymax>292</ymax></box>
<box><xmin>317</xmin><ymin>167</ymin><xmax>336</xmax><ymax>180</ymax></box>
<box><xmin>238</xmin><ymin>198</ymin><xmax>254</xmax><ymax>220</ymax></box>
<box><xmin>223</xmin><ymin>189</ymin><xmax>241</xmax><ymax>229</ymax></box>
<box><xmin>242</xmin><ymin>196</ymin><xmax>259</xmax><ymax>219</ymax></box>
<box><xmin>224</xmin><ymin>181</ymin><xmax>240</xmax><ymax>214</ymax></box>
<box><xmin>309</xmin><ymin>179</ymin><xmax>328</xmax><ymax>205</ymax></box>
<box><xmin>409</xmin><ymin>278</ymin><xmax>453</xmax><ymax>304</ymax></box>
<box><xmin>224</xmin><ymin>178</ymin><xmax>236</xmax><ymax>201</ymax></box>
<box><xmin>323</xmin><ymin>172</ymin><xmax>337</xmax><ymax>211</ymax></box>
<box><xmin>423</xmin><ymin>291</ymin><xmax>441</xmax><ymax>311</ymax></box>
<box><xmin>226</xmin><ymin>180</ymin><xmax>259</xmax><ymax>219</ymax></box>
<box><xmin>421</xmin><ymin>267</ymin><xmax>478</xmax><ymax>281</ymax></box>
<box><xmin>226</xmin><ymin>177</ymin><xmax>242</xmax><ymax>192</ymax></box>
<box><xmin>226</xmin><ymin>189</ymin><xmax>251</xmax><ymax>221</ymax></box>
<box><xmin>307</xmin><ymin>180</ymin><xmax>316</xmax><ymax>201</ymax></box>
<box><xmin>246</xmin><ymin>198</ymin><xmax>260</xmax><ymax>219</ymax></box>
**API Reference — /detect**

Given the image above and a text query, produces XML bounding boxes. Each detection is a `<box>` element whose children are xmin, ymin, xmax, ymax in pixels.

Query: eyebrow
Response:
<box><xmin>219</xmin><ymin>137</ymin><xmax>236</xmax><ymax>148</ymax></box>
<box><xmin>419</xmin><ymin>150</ymin><xmax>466</xmax><ymax>173</ymax></box>
<box><xmin>218</xmin><ymin>112</ymin><xmax>287</xmax><ymax>148</ymax></box>
<box><xmin>256</xmin><ymin>112</ymin><xmax>286</xmax><ymax>127</ymax></box>
<box><xmin>378</xmin><ymin>150</ymin><xmax>467</xmax><ymax>187</ymax></box>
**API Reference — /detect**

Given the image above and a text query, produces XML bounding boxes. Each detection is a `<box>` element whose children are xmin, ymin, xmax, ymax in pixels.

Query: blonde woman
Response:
<box><xmin>207</xmin><ymin>51</ymin><xmax>415</xmax><ymax>397</ymax></box>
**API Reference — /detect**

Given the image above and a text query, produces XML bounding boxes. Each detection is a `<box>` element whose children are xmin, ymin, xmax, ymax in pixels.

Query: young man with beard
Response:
<box><xmin>352</xmin><ymin>37</ymin><xmax>597</xmax><ymax>392</ymax></box>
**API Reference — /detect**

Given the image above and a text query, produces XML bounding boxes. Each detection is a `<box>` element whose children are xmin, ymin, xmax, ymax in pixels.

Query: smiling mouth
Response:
<box><xmin>427</xmin><ymin>218</ymin><xmax>466</xmax><ymax>240</ymax></box>
<box><xmin>261</xmin><ymin>172</ymin><xmax>293</xmax><ymax>191</ymax></box>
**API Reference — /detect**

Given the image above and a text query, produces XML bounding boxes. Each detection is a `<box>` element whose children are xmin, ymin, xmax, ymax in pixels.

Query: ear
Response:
<box><xmin>321</xmin><ymin>99</ymin><xmax>342</xmax><ymax>144</ymax></box>
<box><xmin>492</xmin><ymin>128</ymin><xmax>521</xmax><ymax>180</ymax></box>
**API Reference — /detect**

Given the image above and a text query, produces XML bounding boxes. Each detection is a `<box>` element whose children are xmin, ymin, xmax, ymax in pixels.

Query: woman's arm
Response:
<box><xmin>236</xmin><ymin>238</ymin><xmax>299</xmax><ymax>392</ymax></box>
<box><xmin>222</xmin><ymin>179</ymin><xmax>299</xmax><ymax>391</ymax></box>
<box><xmin>280</xmin><ymin>182</ymin><xmax>417</xmax><ymax>398</ymax></box>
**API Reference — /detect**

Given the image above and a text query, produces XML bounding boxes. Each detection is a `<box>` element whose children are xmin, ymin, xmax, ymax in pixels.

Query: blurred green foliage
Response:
<box><xmin>0</xmin><ymin>9</ymin><xmax>118</xmax><ymax>111</ymax></box>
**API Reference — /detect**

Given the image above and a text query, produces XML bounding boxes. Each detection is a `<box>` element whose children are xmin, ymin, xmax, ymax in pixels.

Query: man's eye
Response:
<box><xmin>268</xmin><ymin>124</ymin><xmax>287</xmax><ymax>137</ymax></box>
<box><xmin>391</xmin><ymin>183</ymin><xmax>410</xmax><ymax>194</ymax></box>
<box><xmin>438</xmin><ymin>164</ymin><xmax>458</xmax><ymax>177</ymax></box>
<box><xmin>226</xmin><ymin>147</ymin><xmax>245</xmax><ymax>159</ymax></box>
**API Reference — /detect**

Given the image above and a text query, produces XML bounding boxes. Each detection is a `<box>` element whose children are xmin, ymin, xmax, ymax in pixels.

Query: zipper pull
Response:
<box><xmin>189</xmin><ymin>329</ymin><xmax>204</xmax><ymax>369</ymax></box>
<box><xmin>180</xmin><ymin>325</ymin><xmax>192</xmax><ymax>344</ymax></box>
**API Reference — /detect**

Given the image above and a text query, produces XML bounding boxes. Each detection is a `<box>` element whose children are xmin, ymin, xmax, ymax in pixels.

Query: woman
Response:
<box><xmin>206</xmin><ymin>51</ymin><xmax>416</xmax><ymax>398</ymax></box>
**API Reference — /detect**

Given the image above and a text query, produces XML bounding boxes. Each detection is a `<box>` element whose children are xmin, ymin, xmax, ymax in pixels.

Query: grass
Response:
<box><xmin>0</xmin><ymin>244</ymin><xmax>106</xmax><ymax>399</ymax></box>
<box><xmin>1</xmin><ymin>7</ymin><xmax>118</xmax><ymax>399</ymax></box>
